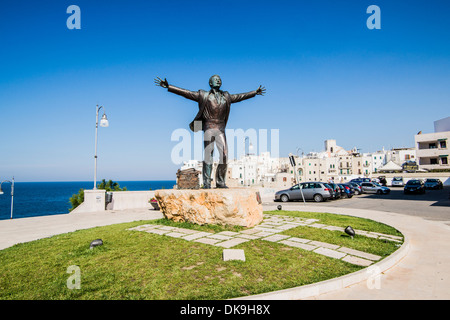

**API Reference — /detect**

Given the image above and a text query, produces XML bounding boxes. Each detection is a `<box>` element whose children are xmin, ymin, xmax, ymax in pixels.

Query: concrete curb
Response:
<box><xmin>234</xmin><ymin>210</ymin><xmax>410</xmax><ymax>300</ymax></box>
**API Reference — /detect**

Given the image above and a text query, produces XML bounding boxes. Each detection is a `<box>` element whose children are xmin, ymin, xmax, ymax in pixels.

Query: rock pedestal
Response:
<box><xmin>154</xmin><ymin>188</ymin><xmax>263</xmax><ymax>228</ymax></box>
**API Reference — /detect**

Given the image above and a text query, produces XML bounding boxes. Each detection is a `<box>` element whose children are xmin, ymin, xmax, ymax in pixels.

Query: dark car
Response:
<box><xmin>424</xmin><ymin>179</ymin><xmax>443</xmax><ymax>190</ymax></box>
<box><xmin>404</xmin><ymin>179</ymin><xmax>426</xmax><ymax>194</ymax></box>
<box><xmin>328</xmin><ymin>183</ymin><xmax>342</xmax><ymax>199</ymax></box>
<box><xmin>346</xmin><ymin>182</ymin><xmax>363</xmax><ymax>195</ymax></box>
<box><xmin>338</xmin><ymin>183</ymin><xmax>354</xmax><ymax>198</ymax></box>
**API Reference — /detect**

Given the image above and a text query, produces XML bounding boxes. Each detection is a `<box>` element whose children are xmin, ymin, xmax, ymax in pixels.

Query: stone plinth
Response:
<box><xmin>154</xmin><ymin>188</ymin><xmax>263</xmax><ymax>228</ymax></box>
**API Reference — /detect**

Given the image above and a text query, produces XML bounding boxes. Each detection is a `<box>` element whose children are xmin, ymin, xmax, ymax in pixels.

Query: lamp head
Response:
<box><xmin>345</xmin><ymin>226</ymin><xmax>355</xmax><ymax>239</ymax></box>
<box><xmin>100</xmin><ymin>113</ymin><xmax>109</xmax><ymax>127</ymax></box>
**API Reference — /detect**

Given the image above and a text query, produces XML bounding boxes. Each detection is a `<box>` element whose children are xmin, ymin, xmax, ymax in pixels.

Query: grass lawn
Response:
<box><xmin>0</xmin><ymin>211</ymin><xmax>403</xmax><ymax>300</ymax></box>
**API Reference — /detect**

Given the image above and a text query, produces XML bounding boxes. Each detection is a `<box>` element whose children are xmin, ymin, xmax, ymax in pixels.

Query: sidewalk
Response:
<box><xmin>1</xmin><ymin>205</ymin><xmax>449</xmax><ymax>299</ymax></box>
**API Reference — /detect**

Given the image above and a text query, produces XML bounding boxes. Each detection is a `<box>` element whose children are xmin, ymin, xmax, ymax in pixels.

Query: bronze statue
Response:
<box><xmin>155</xmin><ymin>75</ymin><xmax>265</xmax><ymax>189</ymax></box>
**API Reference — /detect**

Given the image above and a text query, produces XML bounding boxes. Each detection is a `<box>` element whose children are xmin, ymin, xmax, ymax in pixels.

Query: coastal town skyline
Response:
<box><xmin>1</xmin><ymin>1</ymin><xmax>449</xmax><ymax>182</ymax></box>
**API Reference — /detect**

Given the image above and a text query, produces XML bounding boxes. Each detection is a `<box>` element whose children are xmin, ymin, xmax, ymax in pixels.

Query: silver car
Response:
<box><xmin>360</xmin><ymin>182</ymin><xmax>391</xmax><ymax>194</ymax></box>
<box><xmin>391</xmin><ymin>177</ymin><xmax>404</xmax><ymax>187</ymax></box>
<box><xmin>275</xmin><ymin>182</ymin><xmax>333</xmax><ymax>202</ymax></box>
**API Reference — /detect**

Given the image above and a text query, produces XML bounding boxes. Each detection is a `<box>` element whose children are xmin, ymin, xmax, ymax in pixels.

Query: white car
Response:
<box><xmin>391</xmin><ymin>177</ymin><xmax>404</xmax><ymax>187</ymax></box>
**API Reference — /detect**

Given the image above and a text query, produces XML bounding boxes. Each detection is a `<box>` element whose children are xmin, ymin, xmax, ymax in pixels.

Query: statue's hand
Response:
<box><xmin>154</xmin><ymin>77</ymin><xmax>169</xmax><ymax>88</ymax></box>
<box><xmin>256</xmin><ymin>85</ymin><xmax>266</xmax><ymax>96</ymax></box>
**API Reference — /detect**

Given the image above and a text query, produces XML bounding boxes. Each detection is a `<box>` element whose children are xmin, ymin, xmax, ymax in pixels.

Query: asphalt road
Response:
<box><xmin>266</xmin><ymin>186</ymin><xmax>450</xmax><ymax>223</ymax></box>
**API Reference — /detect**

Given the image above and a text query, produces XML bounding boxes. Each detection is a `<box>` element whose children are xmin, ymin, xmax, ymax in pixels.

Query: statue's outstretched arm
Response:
<box><xmin>230</xmin><ymin>85</ymin><xmax>266</xmax><ymax>104</ymax></box>
<box><xmin>154</xmin><ymin>77</ymin><xmax>199</xmax><ymax>102</ymax></box>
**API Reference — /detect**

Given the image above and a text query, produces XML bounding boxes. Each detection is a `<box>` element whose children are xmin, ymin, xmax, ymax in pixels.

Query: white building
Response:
<box><xmin>415</xmin><ymin>117</ymin><xmax>450</xmax><ymax>170</ymax></box>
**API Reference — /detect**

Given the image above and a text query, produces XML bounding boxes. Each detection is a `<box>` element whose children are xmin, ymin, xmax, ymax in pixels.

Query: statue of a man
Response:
<box><xmin>155</xmin><ymin>75</ymin><xmax>265</xmax><ymax>189</ymax></box>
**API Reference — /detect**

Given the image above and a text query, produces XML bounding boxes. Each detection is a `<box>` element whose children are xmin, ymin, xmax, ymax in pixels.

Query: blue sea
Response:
<box><xmin>0</xmin><ymin>181</ymin><xmax>176</xmax><ymax>220</ymax></box>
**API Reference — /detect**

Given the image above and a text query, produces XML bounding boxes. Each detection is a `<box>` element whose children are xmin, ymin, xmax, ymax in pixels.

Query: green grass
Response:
<box><xmin>0</xmin><ymin>211</ymin><xmax>403</xmax><ymax>300</ymax></box>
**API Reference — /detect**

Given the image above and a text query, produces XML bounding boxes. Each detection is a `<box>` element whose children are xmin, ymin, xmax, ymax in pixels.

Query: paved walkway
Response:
<box><xmin>1</xmin><ymin>204</ymin><xmax>449</xmax><ymax>299</ymax></box>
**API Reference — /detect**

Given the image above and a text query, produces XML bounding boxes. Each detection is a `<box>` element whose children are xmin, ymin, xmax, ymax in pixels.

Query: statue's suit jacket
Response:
<box><xmin>167</xmin><ymin>85</ymin><xmax>257</xmax><ymax>132</ymax></box>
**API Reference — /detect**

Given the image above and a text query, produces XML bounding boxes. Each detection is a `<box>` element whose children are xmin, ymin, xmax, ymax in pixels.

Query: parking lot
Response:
<box><xmin>267</xmin><ymin>186</ymin><xmax>450</xmax><ymax>223</ymax></box>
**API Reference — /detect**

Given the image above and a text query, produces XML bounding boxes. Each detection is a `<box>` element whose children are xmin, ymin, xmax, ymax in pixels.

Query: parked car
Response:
<box><xmin>360</xmin><ymin>182</ymin><xmax>391</xmax><ymax>194</ymax></box>
<box><xmin>391</xmin><ymin>177</ymin><xmax>404</xmax><ymax>187</ymax></box>
<box><xmin>424</xmin><ymin>178</ymin><xmax>444</xmax><ymax>190</ymax></box>
<box><xmin>328</xmin><ymin>183</ymin><xmax>342</xmax><ymax>199</ymax></box>
<box><xmin>346</xmin><ymin>182</ymin><xmax>363</xmax><ymax>195</ymax></box>
<box><xmin>350</xmin><ymin>178</ymin><xmax>371</xmax><ymax>184</ymax></box>
<box><xmin>274</xmin><ymin>182</ymin><xmax>333</xmax><ymax>202</ymax></box>
<box><xmin>404</xmin><ymin>179</ymin><xmax>426</xmax><ymax>194</ymax></box>
<box><xmin>338</xmin><ymin>183</ymin><xmax>354</xmax><ymax>198</ymax></box>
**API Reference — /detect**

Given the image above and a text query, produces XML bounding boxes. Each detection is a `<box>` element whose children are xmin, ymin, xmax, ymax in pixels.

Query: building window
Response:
<box><xmin>429</xmin><ymin>143</ymin><xmax>437</xmax><ymax>149</ymax></box>
<box><xmin>440</xmin><ymin>140</ymin><xmax>447</xmax><ymax>149</ymax></box>
<box><xmin>442</xmin><ymin>157</ymin><xmax>448</xmax><ymax>165</ymax></box>
<box><xmin>283</xmin><ymin>177</ymin><xmax>287</xmax><ymax>182</ymax></box>
<box><xmin>430</xmin><ymin>158</ymin><xmax>438</xmax><ymax>165</ymax></box>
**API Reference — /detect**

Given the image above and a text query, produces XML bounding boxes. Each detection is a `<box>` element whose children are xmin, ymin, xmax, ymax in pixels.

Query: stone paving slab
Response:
<box><xmin>279</xmin><ymin>240</ymin><xmax>317</xmax><ymax>251</ymax></box>
<box><xmin>309</xmin><ymin>241</ymin><xmax>340</xmax><ymax>250</ymax></box>
<box><xmin>313</xmin><ymin>247</ymin><xmax>347</xmax><ymax>259</ymax></box>
<box><xmin>253</xmin><ymin>231</ymin><xmax>276</xmax><ymax>237</ymax></box>
<box><xmin>236</xmin><ymin>234</ymin><xmax>260</xmax><ymax>240</ymax></box>
<box><xmin>261</xmin><ymin>234</ymin><xmax>291</xmax><ymax>242</ymax></box>
<box><xmin>288</xmin><ymin>237</ymin><xmax>312</xmax><ymax>244</ymax></box>
<box><xmin>182</xmin><ymin>232</ymin><xmax>213</xmax><ymax>241</ymax></box>
<box><xmin>217</xmin><ymin>231</ymin><xmax>241</xmax><ymax>236</ymax></box>
<box><xmin>239</xmin><ymin>229</ymin><xmax>263</xmax><ymax>235</ymax></box>
<box><xmin>207</xmin><ymin>234</ymin><xmax>233</xmax><ymax>241</ymax></box>
<box><xmin>223</xmin><ymin>249</ymin><xmax>246</xmax><ymax>261</ymax></box>
<box><xmin>342</xmin><ymin>255</ymin><xmax>373</xmax><ymax>267</ymax></box>
<box><xmin>173</xmin><ymin>228</ymin><xmax>200</xmax><ymax>235</ymax></box>
<box><xmin>158</xmin><ymin>226</ymin><xmax>178</xmax><ymax>231</ymax></box>
<box><xmin>337</xmin><ymin>247</ymin><xmax>381</xmax><ymax>261</ymax></box>
<box><xmin>194</xmin><ymin>237</ymin><xmax>221</xmax><ymax>245</ymax></box>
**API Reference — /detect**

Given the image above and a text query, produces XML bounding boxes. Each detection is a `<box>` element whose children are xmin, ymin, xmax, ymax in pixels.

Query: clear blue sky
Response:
<box><xmin>0</xmin><ymin>0</ymin><xmax>449</xmax><ymax>182</ymax></box>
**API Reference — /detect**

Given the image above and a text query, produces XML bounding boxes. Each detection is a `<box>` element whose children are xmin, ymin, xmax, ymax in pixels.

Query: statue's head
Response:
<box><xmin>209</xmin><ymin>75</ymin><xmax>222</xmax><ymax>89</ymax></box>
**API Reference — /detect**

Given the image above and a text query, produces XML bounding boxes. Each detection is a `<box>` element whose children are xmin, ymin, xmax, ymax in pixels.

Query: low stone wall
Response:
<box><xmin>108</xmin><ymin>191</ymin><xmax>155</xmax><ymax>210</ymax></box>
<box><xmin>72</xmin><ymin>190</ymin><xmax>156</xmax><ymax>213</ymax></box>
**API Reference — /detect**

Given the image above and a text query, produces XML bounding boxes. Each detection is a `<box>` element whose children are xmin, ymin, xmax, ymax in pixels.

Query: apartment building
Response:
<box><xmin>415</xmin><ymin>117</ymin><xmax>450</xmax><ymax>170</ymax></box>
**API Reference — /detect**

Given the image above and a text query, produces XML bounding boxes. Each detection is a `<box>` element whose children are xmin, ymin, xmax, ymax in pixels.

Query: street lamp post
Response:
<box><xmin>0</xmin><ymin>177</ymin><xmax>15</xmax><ymax>219</ymax></box>
<box><xmin>244</xmin><ymin>137</ymin><xmax>254</xmax><ymax>186</ymax></box>
<box><xmin>94</xmin><ymin>105</ymin><xmax>109</xmax><ymax>189</ymax></box>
